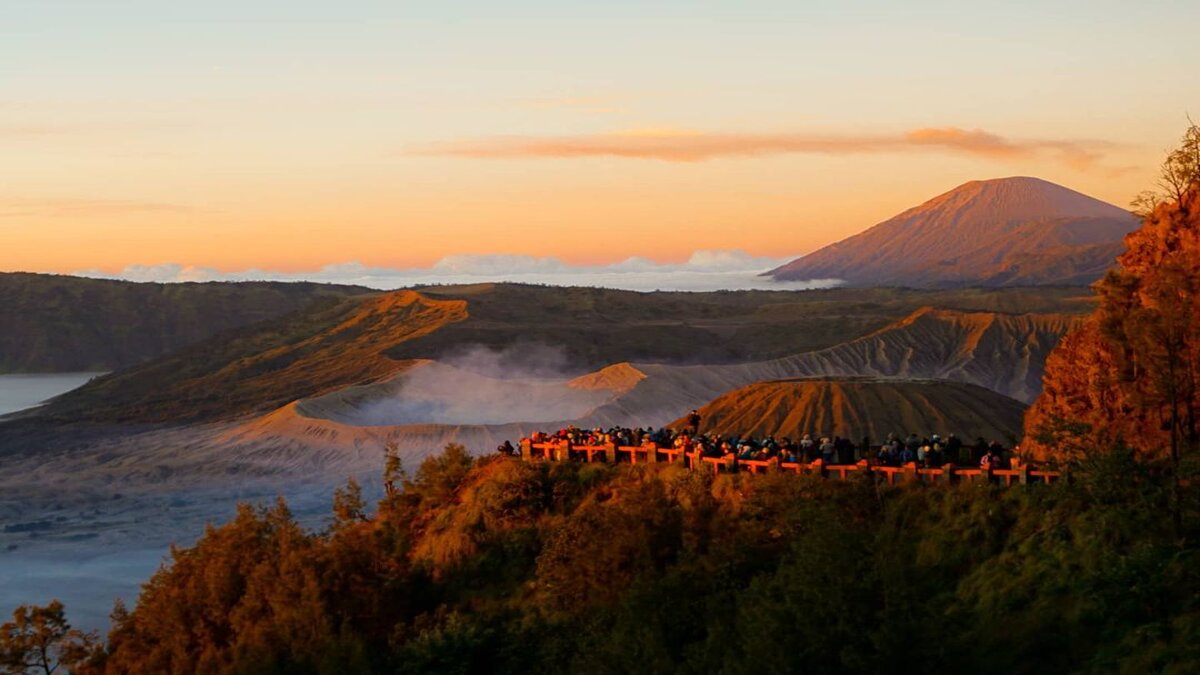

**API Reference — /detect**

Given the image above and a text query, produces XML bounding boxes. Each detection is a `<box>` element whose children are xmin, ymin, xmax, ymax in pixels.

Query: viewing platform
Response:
<box><xmin>519</xmin><ymin>439</ymin><xmax>1063</xmax><ymax>486</ymax></box>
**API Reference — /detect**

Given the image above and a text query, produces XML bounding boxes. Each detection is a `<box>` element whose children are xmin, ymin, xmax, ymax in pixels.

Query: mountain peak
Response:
<box><xmin>896</xmin><ymin>176</ymin><xmax>1132</xmax><ymax>225</ymax></box>
<box><xmin>769</xmin><ymin>177</ymin><xmax>1138</xmax><ymax>287</ymax></box>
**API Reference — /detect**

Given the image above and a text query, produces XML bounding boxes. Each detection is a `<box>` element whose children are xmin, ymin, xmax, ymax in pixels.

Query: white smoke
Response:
<box><xmin>333</xmin><ymin>343</ymin><xmax>608</xmax><ymax>427</ymax></box>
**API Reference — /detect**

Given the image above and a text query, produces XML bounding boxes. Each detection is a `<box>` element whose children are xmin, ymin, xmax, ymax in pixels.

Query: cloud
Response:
<box><xmin>409</xmin><ymin>126</ymin><xmax>1116</xmax><ymax>170</ymax></box>
<box><xmin>0</xmin><ymin>197</ymin><xmax>201</xmax><ymax>219</ymax></box>
<box><xmin>73</xmin><ymin>249</ymin><xmax>837</xmax><ymax>293</ymax></box>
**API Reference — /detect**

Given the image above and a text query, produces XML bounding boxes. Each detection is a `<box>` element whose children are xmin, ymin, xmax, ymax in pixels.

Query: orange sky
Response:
<box><xmin>2</xmin><ymin>2</ymin><xmax>1197</xmax><ymax>275</ymax></box>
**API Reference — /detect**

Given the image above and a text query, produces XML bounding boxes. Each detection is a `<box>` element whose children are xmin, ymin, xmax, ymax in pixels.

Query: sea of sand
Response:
<box><xmin>0</xmin><ymin>414</ymin><xmax>387</xmax><ymax>632</ymax></box>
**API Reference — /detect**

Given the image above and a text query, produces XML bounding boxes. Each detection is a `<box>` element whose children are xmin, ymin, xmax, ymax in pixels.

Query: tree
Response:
<box><xmin>333</xmin><ymin>477</ymin><xmax>367</xmax><ymax>527</ymax></box>
<box><xmin>383</xmin><ymin>442</ymin><xmax>403</xmax><ymax>497</ymax></box>
<box><xmin>0</xmin><ymin>601</ymin><xmax>98</xmax><ymax>674</ymax></box>
<box><xmin>1132</xmin><ymin>119</ymin><xmax>1200</xmax><ymax>217</ymax></box>
<box><xmin>403</xmin><ymin>444</ymin><xmax>475</xmax><ymax>509</ymax></box>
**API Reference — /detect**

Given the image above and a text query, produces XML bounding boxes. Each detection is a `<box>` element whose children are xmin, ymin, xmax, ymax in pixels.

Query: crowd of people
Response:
<box><xmin>510</xmin><ymin>410</ymin><xmax>1016</xmax><ymax>470</ymax></box>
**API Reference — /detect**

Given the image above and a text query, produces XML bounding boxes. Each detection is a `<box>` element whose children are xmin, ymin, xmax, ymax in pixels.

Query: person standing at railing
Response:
<box><xmin>819</xmin><ymin>437</ymin><xmax>835</xmax><ymax>463</ymax></box>
<box><xmin>946</xmin><ymin>433</ymin><xmax>964</xmax><ymax>464</ymax></box>
<box><xmin>686</xmin><ymin>409</ymin><xmax>702</xmax><ymax>435</ymax></box>
<box><xmin>926</xmin><ymin>442</ymin><xmax>943</xmax><ymax>468</ymax></box>
<box><xmin>972</xmin><ymin>437</ymin><xmax>989</xmax><ymax>465</ymax></box>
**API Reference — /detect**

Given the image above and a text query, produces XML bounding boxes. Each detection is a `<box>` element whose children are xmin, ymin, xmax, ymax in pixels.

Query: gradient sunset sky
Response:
<box><xmin>3</xmin><ymin>0</ymin><xmax>1197</xmax><ymax>275</ymax></box>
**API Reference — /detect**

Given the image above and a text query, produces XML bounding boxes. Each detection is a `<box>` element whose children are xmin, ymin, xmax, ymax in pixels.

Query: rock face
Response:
<box><xmin>669</xmin><ymin>377</ymin><xmax>1026</xmax><ymax>444</ymax></box>
<box><xmin>768</xmin><ymin>177</ymin><xmax>1138</xmax><ymax>287</ymax></box>
<box><xmin>1025</xmin><ymin>190</ymin><xmax>1200</xmax><ymax>461</ymax></box>
<box><xmin>584</xmin><ymin>307</ymin><xmax>1080</xmax><ymax>430</ymax></box>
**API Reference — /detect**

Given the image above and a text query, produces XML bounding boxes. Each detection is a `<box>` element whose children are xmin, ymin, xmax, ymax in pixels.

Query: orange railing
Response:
<box><xmin>518</xmin><ymin>440</ymin><xmax>1062</xmax><ymax>486</ymax></box>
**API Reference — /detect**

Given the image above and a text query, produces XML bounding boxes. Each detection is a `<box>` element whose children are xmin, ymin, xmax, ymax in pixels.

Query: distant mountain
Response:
<box><xmin>768</xmin><ymin>177</ymin><xmax>1139</xmax><ymax>287</ymax></box>
<box><xmin>668</xmin><ymin>377</ymin><xmax>1026</xmax><ymax>444</ymax></box>
<box><xmin>0</xmin><ymin>273</ymin><xmax>372</xmax><ymax>373</ymax></box>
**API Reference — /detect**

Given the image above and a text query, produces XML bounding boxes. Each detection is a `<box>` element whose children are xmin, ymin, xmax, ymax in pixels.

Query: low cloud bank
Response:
<box><xmin>74</xmin><ymin>250</ymin><xmax>842</xmax><ymax>292</ymax></box>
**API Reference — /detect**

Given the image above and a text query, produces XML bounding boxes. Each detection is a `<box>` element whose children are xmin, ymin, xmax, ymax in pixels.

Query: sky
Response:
<box><xmin>2</xmin><ymin>0</ymin><xmax>1198</xmax><ymax>286</ymax></box>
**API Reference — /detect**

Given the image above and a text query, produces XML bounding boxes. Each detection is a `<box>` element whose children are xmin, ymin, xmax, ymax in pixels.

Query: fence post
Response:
<box><xmin>520</xmin><ymin>439</ymin><xmax>533</xmax><ymax>461</ymax></box>
<box><xmin>941</xmin><ymin>463</ymin><xmax>955</xmax><ymax>485</ymax></box>
<box><xmin>1018</xmin><ymin>464</ymin><xmax>1030</xmax><ymax>485</ymax></box>
<box><xmin>644</xmin><ymin>443</ymin><xmax>658</xmax><ymax>463</ymax></box>
<box><xmin>605</xmin><ymin>442</ymin><xmax>617</xmax><ymax>464</ymax></box>
<box><xmin>903</xmin><ymin>462</ymin><xmax>918</xmax><ymax>484</ymax></box>
<box><xmin>811</xmin><ymin>458</ymin><xmax>826</xmax><ymax>478</ymax></box>
<box><xmin>855</xmin><ymin>459</ymin><xmax>870</xmax><ymax>483</ymax></box>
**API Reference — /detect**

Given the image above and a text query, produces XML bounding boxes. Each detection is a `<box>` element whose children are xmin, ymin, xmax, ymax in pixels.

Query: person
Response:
<box><xmin>946</xmin><ymin>433</ymin><xmax>964</xmax><ymax>464</ymax></box>
<box><xmin>980</xmin><ymin>445</ymin><xmax>1004</xmax><ymax>471</ymax></box>
<box><xmin>819</xmin><ymin>437</ymin><xmax>835</xmax><ymax>463</ymax></box>
<box><xmin>497</xmin><ymin>440</ymin><xmax>516</xmax><ymax>456</ymax></box>
<box><xmin>973</xmin><ymin>437</ymin><xmax>989</xmax><ymax>465</ymax></box>
<box><xmin>906</xmin><ymin>433</ymin><xmax>921</xmax><ymax>456</ymax></box>
<box><xmin>987</xmin><ymin>443</ymin><xmax>1007</xmax><ymax>470</ymax></box>
<box><xmin>687</xmin><ymin>409</ymin><xmax>702</xmax><ymax>434</ymax></box>
<box><xmin>926</xmin><ymin>442</ymin><xmax>943</xmax><ymax>468</ymax></box>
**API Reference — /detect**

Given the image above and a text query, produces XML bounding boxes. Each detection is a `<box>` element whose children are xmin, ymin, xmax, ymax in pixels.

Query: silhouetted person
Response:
<box><xmin>973</xmin><ymin>437</ymin><xmax>989</xmax><ymax>465</ymax></box>
<box><xmin>687</xmin><ymin>409</ymin><xmax>702</xmax><ymax>435</ymax></box>
<box><xmin>946</xmin><ymin>434</ymin><xmax>963</xmax><ymax>464</ymax></box>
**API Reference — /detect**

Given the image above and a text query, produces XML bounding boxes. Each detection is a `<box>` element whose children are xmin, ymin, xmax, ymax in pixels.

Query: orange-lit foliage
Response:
<box><xmin>67</xmin><ymin>443</ymin><xmax>1200</xmax><ymax>674</ymax></box>
<box><xmin>1026</xmin><ymin>188</ymin><xmax>1200</xmax><ymax>462</ymax></box>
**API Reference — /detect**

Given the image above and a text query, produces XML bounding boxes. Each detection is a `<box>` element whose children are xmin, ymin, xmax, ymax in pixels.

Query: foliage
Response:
<box><xmin>0</xmin><ymin>600</ymin><xmax>99</xmax><ymax>674</ymax></box>
<box><xmin>1027</xmin><ymin>122</ymin><xmax>1200</xmax><ymax>473</ymax></box>
<box><xmin>8</xmin><ymin>442</ymin><xmax>1191</xmax><ymax>674</ymax></box>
